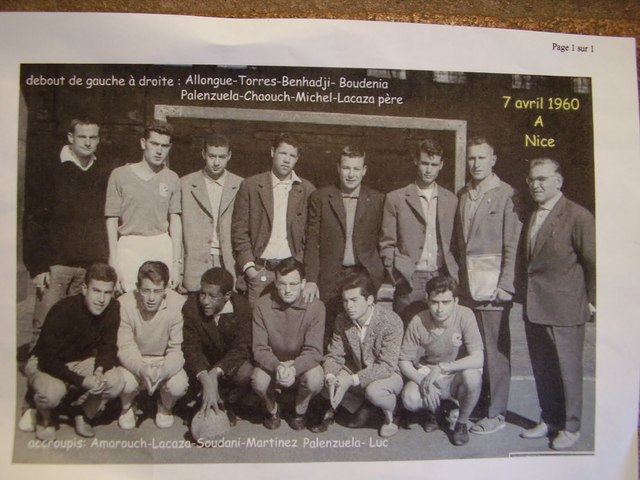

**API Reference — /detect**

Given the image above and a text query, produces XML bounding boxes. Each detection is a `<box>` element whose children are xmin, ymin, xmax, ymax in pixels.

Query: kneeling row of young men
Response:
<box><xmin>25</xmin><ymin>259</ymin><xmax>481</xmax><ymax>447</ymax></box>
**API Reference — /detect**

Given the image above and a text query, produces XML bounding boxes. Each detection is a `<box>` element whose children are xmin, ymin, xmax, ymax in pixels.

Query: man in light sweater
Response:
<box><xmin>117</xmin><ymin>261</ymin><xmax>188</xmax><ymax>429</ymax></box>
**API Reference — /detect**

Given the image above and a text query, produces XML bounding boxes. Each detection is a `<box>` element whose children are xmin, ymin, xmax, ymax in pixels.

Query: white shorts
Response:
<box><xmin>117</xmin><ymin>233</ymin><xmax>173</xmax><ymax>292</ymax></box>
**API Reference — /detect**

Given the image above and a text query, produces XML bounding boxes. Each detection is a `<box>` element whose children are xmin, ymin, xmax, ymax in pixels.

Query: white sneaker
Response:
<box><xmin>118</xmin><ymin>407</ymin><xmax>136</xmax><ymax>430</ymax></box>
<box><xmin>155</xmin><ymin>401</ymin><xmax>174</xmax><ymax>429</ymax></box>
<box><xmin>552</xmin><ymin>430</ymin><xmax>580</xmax><ymax>450</ymax></box>
<box><xmin>18</xmin><ymin>408</ymin><xmax>36</xmax><ymax>432</ymax></box>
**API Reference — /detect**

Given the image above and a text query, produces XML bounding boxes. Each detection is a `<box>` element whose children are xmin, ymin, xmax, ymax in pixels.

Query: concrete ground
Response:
<box><xmin>13</xmin><ymin>283</ymin><xmax>595</xmax><ymax>463</ymax></box>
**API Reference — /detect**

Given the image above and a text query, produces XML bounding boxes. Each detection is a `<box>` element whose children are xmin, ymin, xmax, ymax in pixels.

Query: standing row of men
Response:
<box><xmin>22</xmin><ymin>117</ymin><xmax>595</xmax><ymax>450</ymax></box>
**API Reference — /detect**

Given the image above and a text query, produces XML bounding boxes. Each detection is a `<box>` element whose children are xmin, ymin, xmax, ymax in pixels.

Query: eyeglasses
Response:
<box><xmin>526</xmin><ymin>175</ymin><xmax>558</xmax><ymax>185</ymax></box>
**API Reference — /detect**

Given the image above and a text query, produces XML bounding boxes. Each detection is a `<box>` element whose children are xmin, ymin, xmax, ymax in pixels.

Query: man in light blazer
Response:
<box><xmin>304</xmin><ymin>145</ymin><xmax>384</xmax><ymax>344</ymax></box>
<box><xmin>180</xmin><ymin>134</ymin><xmax>243</xmax><ymax>292</ymax></box>
<box><xmin>231</xmin><ymin>133</ymin><xmax>315</xmax><ymax>304</ymax></box>
<box><xmin>380</xmin><ymin>138</ymin><xmax>458</xmax><ymax>317</ymax></box>
<box><xmin>311</xmin><ymin>270</ymin><xmax>404</xmax><ymax>438</ymax></box>
<box><xmin>520</xmin><ymin>157</ymin><xmax>595</xmax><ymax>450</ymax></box>
<box><xmin>455</xmin><ymin>136</ymin><xmax>523</xmax><ymax>435</ymax></box>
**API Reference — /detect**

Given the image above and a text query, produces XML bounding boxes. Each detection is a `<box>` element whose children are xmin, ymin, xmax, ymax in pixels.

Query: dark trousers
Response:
<box><xmin>475</xmin><ymin>308</ymin><xmax>511</xmax><ymax>418</ymax></box>
<box><xmin>524</xmin><ymin>319</ymin><xmax>585</xmax><ymax>433</ymax></box>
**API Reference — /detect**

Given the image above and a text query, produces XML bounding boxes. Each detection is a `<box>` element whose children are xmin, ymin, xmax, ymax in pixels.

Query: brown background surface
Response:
<box><xmin>1</xmin><ymin>1</ymin><xmax>638</xmax><ymax>89</ymax></box>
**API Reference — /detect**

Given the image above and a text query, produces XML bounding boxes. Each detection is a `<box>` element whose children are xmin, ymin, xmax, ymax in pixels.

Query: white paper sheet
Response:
<box><xmin>1</xmin><ymin>12</ymin><xmax>638</xmax><ymax>480</ymax></box>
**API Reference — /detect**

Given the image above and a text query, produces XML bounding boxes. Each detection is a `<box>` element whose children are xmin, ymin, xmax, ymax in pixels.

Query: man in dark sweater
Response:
<box><xmin>251</xmin><ymin>258</ymin><xmax>325</xmax><ymax>431</ymax></box>
<box><xmin>21</xmin><ymin>117</ymin><xmax>110</xmax><ymax>433</ymax></box>
<box><xmin>25</xmin><ymin>263</ymin><xmax>124</xmax><ymax>440</ymax></box>
<box><xmin>23</xmin><ymin>117</ymin><xmax>109</xmax><ymax>346</ymax></box>
<box><xmin>182</xmin><ymin>267</ymin><xmax>253</xmax><ymax>421</ymax></box>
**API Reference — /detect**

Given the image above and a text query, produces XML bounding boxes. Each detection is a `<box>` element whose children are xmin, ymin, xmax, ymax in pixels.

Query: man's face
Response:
<box><xmin>415</xmin><ymin>152</ymin><xmax>443</xmax><ymax>188</ymax></box>
<box><xmin>137</xmin><ymin>278</ymin><xmax>167</xmax><ymax>312</ymax></box>
<box><xmin>528</xmin><ymin>163</ymin><xmax>563</xmax><ymax>205</ymax></box>
<box><xmin>275</xmin><ymin>269</ymin><xmax>305</xmax><ymax>304</ymax></box>
<box><xmin>82</xmin><ymin>279</ymin><xmax>114</xmax><ymax>316</ymax></box>
<box><xmin>271</xmin><ymin>142</ymin><xmax>299</xmax><ymax>180</ymax></box>
<box><xmin>141</xmin><ymin>131</ymin><xmax>172</xmax><ymax>169</ymax></box>
<box><xmin>427</xmin><ymin>290</ymin><xmax>457</xmax><ymax>324</ymax></box>
<box><xmin>68</xmin><ymin>123</ymin><xmax>100</xmax><ymax>160</ymax></box>
<box><xmin>203</xmin><ymin>145</ymin><xmax>231</xmax><ymax>180</ymax></box>
<box><xmin>337</xmin><ymin>155</ymin><xmax>367</xmax><ymax>193</ymax></box>
<box><xmin>342</xmin><ymin>287</ymin><xmax>374</xmax><ymax>324</ymax></box>
<box><xmin>199</xmin><ymin>282</ymin><xmax>229</xmax><ymax>317</ymax></box>
<box><xmin>467</xmin><ymin>143</ymin><xmax>496</xmax><ymax>183</ymax></box>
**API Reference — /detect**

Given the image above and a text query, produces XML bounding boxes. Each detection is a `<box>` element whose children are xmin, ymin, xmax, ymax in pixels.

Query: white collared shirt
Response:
<box><xmin>213</xmin><ymin>299</ymin><xmax>234</xmax><ymax>326</ymax></box>
<box><xmin>60</xmin><ymin>144</ymin><xmax>95</xmax><ymax>171</ymax></box>
<box><xmin>529</xmin><ymin>192</ymin><xmax>563</xmax><ymax>252</ymax></box>
<box><xmin>203</xmin><ymin>169</ymin><xmax>227</xmax><ymax>254</ymax></box>
<box><xmin>261</xmin><ymin>171</ymin><xmax>301</xmax><ymax>260</ymax></box>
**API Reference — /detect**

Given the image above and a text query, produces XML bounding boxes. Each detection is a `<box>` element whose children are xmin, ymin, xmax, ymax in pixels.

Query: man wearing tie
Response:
<box><xmin>520</xmin><ymin>158</ymin><xmax>595</xmax><ymax>450</ymax></box>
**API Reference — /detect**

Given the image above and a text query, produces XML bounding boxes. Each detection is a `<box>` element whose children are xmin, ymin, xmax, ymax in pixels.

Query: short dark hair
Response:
<box><xmin>275</xmin><ymin>257</ymin><xmax>305</xmax><ymax>279</ymax></box>
<box><xmin>415</xmin><ymin>137</ymin><xmax>443</xmax><ymax>158</ymax></box>
<box><xmin>529</xmin><ymin>157</ymin><xmax>563</xmax><ymax>177</ymax></box>
<box><xmin>136</xmin><ymin>261</ymin><xmax>170</xmax><ymax>288</ymax></box>
<box><xmin>339</xmin><ymin>145</ymin><xmax>366</xmax><ymax>163</ymax></box>
<box><xmin>272</xmin><ymin>133</ymin><xmax>301</xmax><ymax>152</ymax></box>
<box><xmin>204</xmin><ymin>133</ymin><xmax>231</xmax><ymax>150</ymax></box>
<box><xmin>69</xmin><ymin>117</ymin><xmax>100</xmax><ymax>134</ymax></box>
<box><xmin>467</xmin><ymin>135</ymin><xmax>494</xmax><ymax>151</ymax></box>
<box><xmin>200</xmin><ymin>267</ymin><xmax>234</xmax><ymax>294</ymax></box>
<box><xmin>426</xmin><ymin>275</ymin><xmax>459</xmax><ymax>298</ymax></box>
<box><xmin>143</xmin><ymin>119</ymin><xmax>173</xmax><ymax>141</ymax></box>
<box><xmin>85</xmin><ymin>262</ymin><xmax>117</xmax><ymax>285</ymax></box>
<box><xmin>339</xmin><ymin>269</ymin><xmax>375</xmax><ymax>300</ymax></box>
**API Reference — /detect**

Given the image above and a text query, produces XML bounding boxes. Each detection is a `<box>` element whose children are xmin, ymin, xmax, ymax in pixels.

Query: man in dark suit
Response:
<box><xmin>380</xmin><ymin>138</ymin><xmax>458</xmax><ymax>317</ymax></box>
<box><xmin>182</xmin><ymin>267</ymin><xmax>253</xmax><ymax>422</ymax></box>
<box><xmin>520</xmin><ymin>158</ymin><xmax>595</xmax><ymax>450</ymax></box>
<box><xmin>180</xmin><ymin>134</ymin><xmax>243</xmax><ymax>292</ymax></box>
<box><xmin>231</xmin><ymin>133</ymin><xmax>315</xmax><ymax>304</ymax></box>
<box><xmin>303</xmin><ymin>145</ymin><xmax>384</xmax><ymax>344</ymax></box>
<box><xmin>456</xmin><ymin>136</ymin><xmax>522</xmax><ymax>436</ymax></box>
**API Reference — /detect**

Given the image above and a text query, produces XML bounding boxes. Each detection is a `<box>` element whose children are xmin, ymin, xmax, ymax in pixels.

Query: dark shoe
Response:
<box><xmin>345</xmin><ymin>405</ymin><xmax>373</xmax><ymax>429</ymax></box>
<box><xmin>423</xmin><ymin>411</ymin><xmax>439</xmax><ymax>433</ymax></box>
<box><xmin>74</xmin><ymin>414</ymin><xmax>95</xmax><ymax>438</ymax></box>
<box><xmin>226</xmin><ymin>408</ymin><xmax>238</xmax><ymax>427</ymax></box>
<box><xmin>310</xmin><ymin>409</ymin><xmax>335</xmax><ymax>433</ymax></box>
<box><xmin>452</xmin><ymin>422</ymin><xmax>469</xmax><ymax>446</ymax></box>
<box><xmin>263</xmin><ymin>411</ymin><xmax>281</xmax><ymax>430</ymax></box>
<box><xmin>289</xmin><ymin>413</ymin><xmax>307</xmax><ymax>431</ymax></box>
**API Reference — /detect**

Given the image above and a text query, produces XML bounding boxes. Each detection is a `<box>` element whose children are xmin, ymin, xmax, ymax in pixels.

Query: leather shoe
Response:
<box><xmin>452</xmin><ymin>422</ymin><xmax>469</xmax><ymax>446</ymax></box>
<box><xmin>74</xmin><ymin>414</ymin><xmax>95</xmax><ymax>438</ymax></box>
<box><xmin>520</xmin><ymin>422</ymin><xmax>554</xmax><ymax>439</ymax></box>
<box><xmin>552</xmin><ymin>430</ymin><xmax>580</xmax><ymax>450</ymax></box>
<box><xmin>289</xmin><ymin>413</ymin><xmax>307</xmax><ymax>431</ymax></box>
<box><xmin>310</xmin><ymin>409</ymin><xmax>335</xmax><ymax>433</ymax></box>
<box><xmin>345</xmin><ymin>405</ymin><xmax>373</xmax><ymax>429</ymax></box>
<box><xmin>263</xmin><ymin>411</ymin><xmax>281</xmax><ymax>430</ymax></box>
